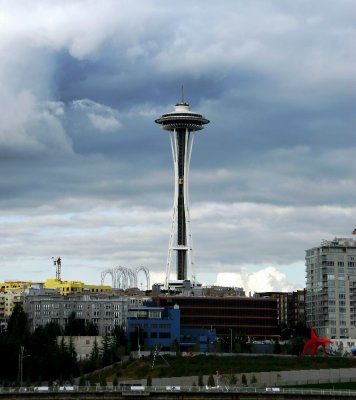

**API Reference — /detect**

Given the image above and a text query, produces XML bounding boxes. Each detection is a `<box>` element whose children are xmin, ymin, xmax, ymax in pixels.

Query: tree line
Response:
<box><xmin>0</xmin><ymin>304</ymin><xmax>127</xmax><ymax>385</ymax></box>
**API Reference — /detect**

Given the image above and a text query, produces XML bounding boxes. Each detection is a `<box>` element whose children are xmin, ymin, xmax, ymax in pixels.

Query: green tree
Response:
<box><xmin>171</xmin><ymin>339</ymin><xmax>180</xmax><ymax>353</ymax></box>
<box><xmin>90</xmin><ymin>338</ymin><xmax>100</xmax><ymax>363</ymax></box>
<box><xmin>288</xmin><ymin>337</ymin><xmax>305</xmax><ymax>355</ymax></box>
<box><xmin>251</xmin><ymin>375</ymin><xmax>257</xmax><ymax>385</ymax></box>
<box><xmin>101</xmin><ymin>335</ymin><xmax>113</xmax><ymax>365</ymax></box>
<box><xmin>274</xmin><ymin>339</ymin><xmax>282</xmax><ymax>354</ymax></box>
<box><xmin>85</xmin><ymin>321</ymin><xmax>98</xmax><ymax>336</ymax></box>
<box><xmin>64</xmin><ymin>313</ymin><xmax>86</xmax><ymax>336</ymax></box>
<box><xmin>235</xmin><ymin>334</ymin><xmax>250</xmax><ymax>353</ymax></box>
<box><xmin>6</xmin><ymin>304</ymin><xmax>29</xmax><ymax>341</ymax></box>
<box><xmin>229</xmin><ymin>374</ymin><xmax>238</xmax><ymax>385</ymax></box>
<box><xmin>112</xmin><ymin>325</ymin><xmax>127</xmax><ymax>347</ymax></box>
<box><xmin>68</xmin><ymin>336</ymin><xmax>77</xmax><ymax>359</ymax></box>
<box><xmin>198</xmin><ymin>373</ymin><xmax>204</xmax><ymax>387</ymax></box>
<box><xmin>100</xmin><ymin>375</ymin><xmax>107</xmax><ymax>387</ymax></box>
<box><xmin>146</xmin><ymin>375</ymin><xmax>152</xmax><ymax>386</ymax></box>
<box><xmin>79</xmin><ymin>374</ymin><xmax>85</xmax><ymax>386</ymax></box>
<box><xmin>207</xmin><ymin>374</ymin><xmax>215</xmax><ymax>387</ymax></box>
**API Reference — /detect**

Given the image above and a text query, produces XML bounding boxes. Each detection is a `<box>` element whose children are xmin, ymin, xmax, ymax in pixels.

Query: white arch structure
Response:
<box><xmin>101</xmin><ymin>268</ymin><xmax>115</xmax><ymax>287</ymax></box>
<box><xmin>101</xmin><ymin>266</ymin><xmax>150</xmax><ymax>290</ymax></box>
<box><xmin>136</xmin><ymin>266</ymin><xmax>150</xmax><ymax>291</ymax></box>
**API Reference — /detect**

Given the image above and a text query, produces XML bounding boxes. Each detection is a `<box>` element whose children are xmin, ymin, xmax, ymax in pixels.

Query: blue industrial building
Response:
<box><xmin>127</xmin><ymin>303</ymin><xmax>216</xmax><ymax>351</ymax></box>
<box><xmin>127</xmin><ymin>305</ymin><xmax>180</xmax><ymax>351</ymax></box>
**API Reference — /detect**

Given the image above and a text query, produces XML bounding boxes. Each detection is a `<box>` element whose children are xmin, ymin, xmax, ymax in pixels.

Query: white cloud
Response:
<box><xmin>0</xmin><ymin>0</ymin><xmax>354</xmax><ymax>291</ymax></box>
<box><xmin>215</xmin><ymin>266</ymin><xmax>297</xmax><ymax>294</ymax></box>
<box><xmin>72</xmin><ymin>99</ymin><xmax>121</xmax><ymax>133</ymax></box>
<box><xmin>0</xmin><ymin>90</ymin><xmax>73</xmax><ymax>157</ymax></box>
<box><xmin>88</xmin><ymin>113</ymin><xmax>121</xmax><ymax>132</ymax></box>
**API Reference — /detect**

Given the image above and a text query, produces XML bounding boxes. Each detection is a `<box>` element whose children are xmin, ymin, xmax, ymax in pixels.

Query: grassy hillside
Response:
<box><xmin>101</xmin><ymin>354</ymin><xmax>356</xmax><ymax>381</ymax></box>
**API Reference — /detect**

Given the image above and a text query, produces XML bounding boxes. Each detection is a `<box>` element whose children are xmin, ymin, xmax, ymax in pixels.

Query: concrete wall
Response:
<box><xmin>120</xmin><ymin>367</ymin><xmax>356</xmax><ymax>388</ymax></box>
<box><xmin>57</xmin><ymin>336</ymin><xmax>103</xmax><ymax>359</ymax></box>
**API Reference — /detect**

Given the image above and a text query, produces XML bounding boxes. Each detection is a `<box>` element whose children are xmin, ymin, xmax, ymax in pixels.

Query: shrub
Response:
<box><xmin>207</xmin><ymin>374</ymin><xmax>215</xmax><ymax>387</ymax></box>
<box><xmin>198</xmin><ymin>374</ymin><xmax>204</xmax><ymax>387</ymax></box>
<box><xmin>146</xmin><ymin>375</ymin><xmax>152</xmax><ymax>387</ymax></box>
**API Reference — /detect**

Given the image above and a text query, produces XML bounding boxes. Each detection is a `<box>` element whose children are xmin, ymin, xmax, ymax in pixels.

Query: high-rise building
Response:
<box><xmin>255</xmin><ymin>290</ymin><xmax>306</xmax><ymax>337</ymax></box>
<box><xmin>155</xmin><ymin>100</ymin><xmax>209</xmax><ymax>287</ymax></box>
<box><xmin>305</xmin><ymin>238</ymin><xmax>356</xmax><ymax>338</ymax></box>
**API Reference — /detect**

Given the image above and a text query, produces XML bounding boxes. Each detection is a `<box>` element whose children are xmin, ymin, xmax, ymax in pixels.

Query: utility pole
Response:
<box><xmin>230</xmin><ymin>328</ymin><xmax>233</xmax><ymax>353</ymax></box>
<box><xmin>20</xmin><ymin>346</ymin><xmax>24</xmax><ymax>387</ymax></box>
<box><xmin>137</xmin><ymin>326</ymin><xmax>141</xmax><ymax>359</ymax></box>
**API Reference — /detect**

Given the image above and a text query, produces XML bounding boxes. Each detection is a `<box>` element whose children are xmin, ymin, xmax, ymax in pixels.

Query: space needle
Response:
<box><xmin>155</xmin><ymin>96</ymin><xmax>209</xmax><ymax>288</ymax></box>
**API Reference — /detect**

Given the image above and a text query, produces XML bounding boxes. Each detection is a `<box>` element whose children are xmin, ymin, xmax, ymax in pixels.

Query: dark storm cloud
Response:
<box><xmin>0</xmin><ymin>0</ymin><xmax>355</xmax><ymax>288</ymax></box>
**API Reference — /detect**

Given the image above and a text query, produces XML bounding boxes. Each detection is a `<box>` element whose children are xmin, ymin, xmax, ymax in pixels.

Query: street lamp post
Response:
<box><xmin>19</xmin><ymin>346</ymin><xmax>24</xmax><ymax>387</ymax></box>
<box><xmin>137</xmin><ymin>326</ymin><xmax>141</xmax><ymax>359</ymax></box>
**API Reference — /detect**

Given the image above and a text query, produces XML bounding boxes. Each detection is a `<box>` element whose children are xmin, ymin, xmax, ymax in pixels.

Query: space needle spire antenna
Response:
<box><xmin>155</xmin><ymin>94</ymin><xmax>209</xmax><ymax>288</ymax></box>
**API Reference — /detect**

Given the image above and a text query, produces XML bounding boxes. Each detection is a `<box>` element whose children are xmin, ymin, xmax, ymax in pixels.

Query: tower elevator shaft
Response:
<box><xmin>177</xmin><ymin>128</ymin><xmax>187</xmax><ymax>280</ymax></box>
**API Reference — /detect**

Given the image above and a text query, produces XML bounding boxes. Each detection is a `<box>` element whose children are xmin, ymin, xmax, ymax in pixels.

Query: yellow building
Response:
<box><xmin>0</xmin><ymin>279</ymin><xmax>112</xmax><ymax>298</ymax></box>
<box><xmin>0</xmin><ymin>279</ymin><xmax>111</xmax><ymax>319</ymax></box>
<box><xmin>0</xmin><ymin>281</ymin><xmax>32</xmax><ymax>293</ymax></box>
<box><xmin>43</xmin><ymin>279</ymin><xmax>111</xmax><ymax>296</ymax></box>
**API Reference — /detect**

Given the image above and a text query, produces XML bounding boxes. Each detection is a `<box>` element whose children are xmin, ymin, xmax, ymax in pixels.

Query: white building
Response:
<box><xmin>306</xmin><ymin>238</ymin><xmax>356</xmax><ymax>339</ymax></box>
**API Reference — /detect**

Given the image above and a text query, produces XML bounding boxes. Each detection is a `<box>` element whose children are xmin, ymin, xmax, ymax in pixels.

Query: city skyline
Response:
<box><xmin>0</xmin><ymin>1</ymin><xmax>355</xmax><ymax>293</ymax></box>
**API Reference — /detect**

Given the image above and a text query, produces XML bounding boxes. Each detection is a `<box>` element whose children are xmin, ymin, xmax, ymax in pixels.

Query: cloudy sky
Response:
<box><xmin>0</xmin><ymin>0</ymin><xmax>355</xmax><ymax>293</ymax></box>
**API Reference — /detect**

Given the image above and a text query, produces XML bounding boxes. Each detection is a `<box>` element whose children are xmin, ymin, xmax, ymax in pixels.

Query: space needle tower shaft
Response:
<box><xmin>155</xmin><ymin>99</ymin><xmax>209</xmax><ymax>287</ymax></box>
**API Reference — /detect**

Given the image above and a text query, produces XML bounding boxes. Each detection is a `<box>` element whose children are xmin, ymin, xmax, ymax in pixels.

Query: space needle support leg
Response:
<box><xmin>184</xmin><ymin>129</ymin><xmax>195</xmax><ymax>283</ymax></box>
<box><xmin>165</xmin><ymin>129</ymin><xmax>179</xmax><ymax>289</ymax></box>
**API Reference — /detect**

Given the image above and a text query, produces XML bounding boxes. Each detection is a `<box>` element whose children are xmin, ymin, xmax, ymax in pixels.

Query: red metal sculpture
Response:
<box><xmin>301</xmin><ymin>325</ymin><xmax>333</xmax><ymax>356</ymax></box>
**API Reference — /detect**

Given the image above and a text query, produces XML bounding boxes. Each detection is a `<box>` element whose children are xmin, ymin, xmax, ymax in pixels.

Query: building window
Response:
<box><xmin>158</xmin><ymin>332</ymin><xmax>171</xmax><ymax>339</ymax></box>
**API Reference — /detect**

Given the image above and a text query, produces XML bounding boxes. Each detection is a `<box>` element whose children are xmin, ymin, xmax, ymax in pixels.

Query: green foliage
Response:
<box><xmin>89</xmin><ymin>374</ymin><xmax>96</xmax><ymax>386</ymax></box>
<box><xmin>64</xmin><ymin>312</ymin><xmax>98</xmax><ymax>336</ymax></box>
<box><xmin>112</xmin><ymin>324</ymin><xmax>127</xmax><ymax>348</ymax></box>
<box><xmin>101</xmin><ymin>335</ymin><xmax>112</xmax><ymax>365</ymax></box>
<box><xmin>171</xmin><ymin>339</ymin><xmax>180</xmax><ymax>353</ymax></box>
<box><xmin>207</xmin><ymin>374</ymin><xmax>215</xmax><ymax>387</ymax></box>
<box><xmin>6</xmin><ymin>304</ymin><xmax>29</xmax><ymax>341</ymax></box>
<box><xmin>241</xmin><ymin>374</ymin><xmax>247</xmax><ymax>386</ymax></box>
<box><xmin>79</xmin><ymin>374</ymin><xmax>85</xmax><ymax>386</ymax></box>
<box><xmin>229</xmin><ymin>374</ymin><xmax>238</xmax><ymax>384</ymax></box>
<box><xmin>0</xmin><ymin>305</ymin><xmax>128</xmax><ymax>383</ymax></box>
<box><xmin>274</xmin><ymin>339</ymin><xmax>282</xmax><ymax>354</ymax></box>
<box><xmin>235</xmin><ymin>334</ymin><xmax>251</xmax><ymax>353</ymax></box>
<box><xmin>287</xmin><ymin>337</ymin><xmax>305</xmax><ymax>356</ymax></box>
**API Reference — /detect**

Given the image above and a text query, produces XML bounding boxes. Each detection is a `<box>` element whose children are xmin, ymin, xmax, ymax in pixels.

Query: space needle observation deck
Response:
<box><xmin>155</xmin><ymin>100</ymin><xmax>209</xmax><ymax>288</ymax></box>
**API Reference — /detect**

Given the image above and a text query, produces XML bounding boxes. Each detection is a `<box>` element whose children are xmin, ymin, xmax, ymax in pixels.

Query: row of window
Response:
<box><xmin>33</xmin><ymin>303</ymin><xmax>126</xmax><ymax>311</ymax></box>
<box><xmin>150</xmin><ymin>332</ymin><xmax>171</xmax><ymax>339</ymax></box>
